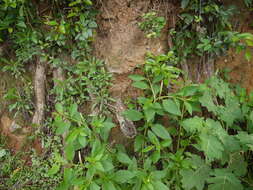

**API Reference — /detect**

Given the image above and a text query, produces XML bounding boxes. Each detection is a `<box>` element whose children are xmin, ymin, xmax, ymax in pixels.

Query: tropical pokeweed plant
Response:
<box><xmin>122</xmin><ymin>51</ymin><xmax>253</xmax><ymax>189</ymax></box>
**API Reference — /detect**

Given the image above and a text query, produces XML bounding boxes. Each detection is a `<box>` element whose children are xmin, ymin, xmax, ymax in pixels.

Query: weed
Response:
<box><xmin>138</xmin><ymin>12</ymin><xmax>166</xmax><ymax>38</ymax></box>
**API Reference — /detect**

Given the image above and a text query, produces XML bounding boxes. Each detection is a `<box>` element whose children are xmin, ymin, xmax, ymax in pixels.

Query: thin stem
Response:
<box><xmin>176</xmin><ymin>103</ymin><xmax>185</xmax><ymax>151</ymax></box>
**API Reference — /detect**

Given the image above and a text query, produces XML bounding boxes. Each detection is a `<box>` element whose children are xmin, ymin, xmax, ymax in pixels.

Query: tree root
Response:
<box><xmin>114</xmin><ymin>98</ymin><xmax>137</xmax><ymax>138</ymax></box>
<box><xmin>32</xmin><ymin>58</ymin><xmax>46</xmax><ymax>126</ymax></box>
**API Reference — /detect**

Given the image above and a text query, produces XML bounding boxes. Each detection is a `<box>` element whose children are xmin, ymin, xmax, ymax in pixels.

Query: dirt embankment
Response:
<box><xmin>216</xmin><ymin>3</ymin><xmax>253</xmax><ymax>92</ymax></box>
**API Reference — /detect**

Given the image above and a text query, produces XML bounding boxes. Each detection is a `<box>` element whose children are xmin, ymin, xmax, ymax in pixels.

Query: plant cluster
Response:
<box><xmin>138</xmin><ymin>12</ymin><xmax>166</xmax><ymax>38</ymax></box>
<box><xmin>173</xmin><ymin>0</ymin><xmax>253</xmax><ymax>62</ymax></box>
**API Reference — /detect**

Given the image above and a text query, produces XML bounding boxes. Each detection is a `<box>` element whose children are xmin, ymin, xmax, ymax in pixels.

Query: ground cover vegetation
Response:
<box><xmin>1</xmin><ymin>0</ymin><xmax>253</xmax><ymax>189</ymax></box>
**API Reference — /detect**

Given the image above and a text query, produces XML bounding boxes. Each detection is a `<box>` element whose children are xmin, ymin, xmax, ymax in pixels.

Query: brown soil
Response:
<box><xmin>0</xmin><ymin>113</ymin><xmax>43</xmax><ymax>154</ymax></box>
<box><xmin>216</xmin><ymin>8</ymin><xmax>253</xmax><ymax>93</ymax></box>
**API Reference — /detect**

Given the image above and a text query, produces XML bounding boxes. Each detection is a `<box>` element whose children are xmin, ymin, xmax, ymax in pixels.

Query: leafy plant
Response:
<box><xmin>138</xmin><ymin>12</ymin><xmax>166</xmax><ymax>38</ymax></box>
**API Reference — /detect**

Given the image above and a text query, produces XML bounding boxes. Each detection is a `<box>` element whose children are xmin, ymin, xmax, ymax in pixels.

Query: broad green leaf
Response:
<box><xmin>55</xmin><ymin>121</ymin><xmax>71</xmax><ymax>135</ymax></box>
<box><xmin>181</xmin><ymin>0</ymin><xmax>190</xmax><ymax>9</ymax></box>
<box><xmin>114</xmin><ymin>170</ymin><xmax>135</xmax><ymax>183</ymax></box>
<box><xmin>152</xmin><ymin>181</ymin><xmax>169</xmax><ymax>190</ymax></box>
<box><xmin>123</xmin><ymin>109</ymin><xmax>144</xmax><ymax>121</ymax></box>
<box><xmin>48</xmin><ymin>164</ymin><xmax>60</xmax><ymax>176</ymax></box>
<box><xmin>236</xmin><ymin>132</ymin><xmax>253</xmax><ymax>150</ymax></box>
<box><xmin>148</xmin><ymin>130</ymin><xmax>160</xmax><ymax>145</ymax></box>
<box><xmin>151</xmin><ymin>124</ymin><xmax>171</xmax><ymax>140</ymax></box>
<box><xmin>132</xmin><ymin>81</ymin><xmax>149</xmax><ymax>89</ymax></box>
<box><xmin>181</xmin><ymin>116</ymin><xmax>204</xmax><ymax>133</ymax></box>
<box><xmin>199</xmin><ymin>132</ymin><xmax>224</xmax><ymax>161</ymax></box>
<box><xmin>218</xmin><ymin>96</ymin><xmax>242</xmax><ymax>127</ymax></box>
<box><xmin>55</xmin><ymin>103</ymin><xmax>64</xmax><ymax>113</ymax></box>
<box><xmin>78</xmin><ymin>136</ymin><xmax>87</xmax><ymax>148</ymax></box>
<box><xmin>129</xmin><ymin>74</ymin><xmax>146</xmax><ymax>81</ymax></box>
<box><xmin>102</xmin><ymin>181</ymin><xmax>117</xmax><ymax>190</ymax></box>
<box><xmin>151</xmin><ymin>150</ymin><xmax>161</xmax><ymax>163</ymax></box>
<box><xmin>69</xmin><ymin>103</ymin><xmax>78</xmax><ymax>117</ymax></box>
<box><xmin>144</xmin><ymin>108</ymin><xmax>156</xmax><ymax>122</ymax></box>
<box><xmin>151</xmin><ymin>170</ymin><xmax>167</xmax><ymax>180</ymax></box>
<box><xmin>207</xmin><ymin>169</ymin><xmax>243</xmax><ymax>190</ymax></box>
<box><xmin>65</xmin><ymin>143</ymin><xmax>75</xmax><ymax>161</ymax></box>
<box><xmin>134</xmin><ymin>135</ymin><xmax>145</xmax><ymax>152</ymax></box>
<box><xmin>117</xmin><ymin>152</ymin><xmax>132</xmax><ymax>165</ymax></box>
<box><xmin>180</xmin><ymin>155</ymin><xmax>211</xmax><ymax>190</ymax></box>
<box><xmin>0</xmin><ymin>149</ymin><xmax>7</xmax><ymax>158</ymax></box>
<box><xmin>101</xmin><ymin>159</ymin><xmax>114</xmax><ymax>172</ymax></box>
<box><xmin>90</xmin><ymin>182</ymin><xmax>100</xmax><ymax>190</ymax></box>
<box><xmin>162</xmin><ymin>99</ymin><xmax>181</xmax><ymax>116</ymax></box>
<box><xmin>199</xmin><ymin>91</ymin><xmax>217</xmax><ymax>113</ymax></box>
<box><xmin>228</xmin><ymin>153</ymin><xmax>247</xmax><ymax>177</ymax></box>
<box><xmin>94</xmin><ymin>161</ymin><xmax>104</xmax><ymax>172</ymax></box>
<box><xmin>63</xmin><ymin>168</ymin><xmax>73</xmax><ymax>182</ymax></box>
<box><xmin>184</xmin><ymin>101</ymin><xmax>193</xmax><ymax>115</ymax></box>
<box><xmin>100</xmin><ymin>121</ymin><xmax>115</xmax><ymax>141</ymax></box>
<box><xmin>84</xmin><ymin>0</ymin><xmax>93</xmax><ymax>5</ymax></box>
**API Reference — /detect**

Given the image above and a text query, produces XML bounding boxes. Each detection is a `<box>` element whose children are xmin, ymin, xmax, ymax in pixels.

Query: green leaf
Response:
<box><xmin>55</xmin><ymin>121</ymin><xmax>71</xmax><ymax>135</ymax></box>
<box><xmin>65</xmin><ymin>143</ymin><xmax>75</xmax><ymax>161</ymax></box>
<box><xmin>117</xmin><ymin>152</ymin><xmax>132</xmax><ymax>165</ymax></box>
<box><xmin>103</xmin><ymin>181</ymin><xmax>117</xmax><ymax>190</ymax></box>
<box><xmin>151</xmin><ymin>124</ymin><xmax>171</xmax><ymax>140</ymax></box>
<box><xmin>63</xmin><ymin>168</ymin><xmax>73</xmax><ymax>183</ymax></box>
<box><xmin>94</xmin><ymin>161</ymin><xmax>104</xmax><ymax>172</ymax></box>
<box><xmin>101</xmin><ymin>159</ymin><xmax>114</xmax><ymax>172</ymax></box>
<box><xmin>123</xmin><ymin>109</ymin><xmax>144</xmax><ymax>121</ymax></box>
<box><xmin>184</xmin><ymin>101</ymin><xmax>193</xmax><ymax>115</ymax></box>
<box><xmin>114</xmin><ymin>170</ymin><xmax>135</xmax><ymax>183</ymax></box>
<box><xmin>148</xmin><ymin>130</ymin><xmax>160</xmax><ymax>145</ymax></box>
<box><xmin>199</xmin><ymin>91</ymin><xmax>217</xmax><ymax>114</ymax></box>
<box><xmin>132</xmin><ymin>81</ymin><xmax>149</xmax><ymax>89</ymax></box>
<box><xmin>142</xmin><ymin>145</ymin><xmax>155</xmax><ymax>153</ymax></box>
<box><xmin>162</xmin><ymin>99</ymin><xmax>181</xmax><ymax>116</ymax></box>
<box><xmin>152</xmin><ymin>181</ymin><xmax>169</xmax><ymax>190</ymax></box>
<box><xmin>48</xmin><ymin>164</ymin><xmax>60</xmax><ymax>176</ymax></box>
<box><xmin>69</xmin><ymin>103</ymin><xmax>78</xmax><ymax>117</ymax></box>
<box><xmin>144</xmin><ymin>108</ymin><xmax>156</xmax><ymax>122</ymax></box>
<box><xmin>90</xmin><ymin>182</ymin><xmax>100</xmax><ymax>190</ymax></box>
<box><xmin>78</xmin><ymin>136</ymin><xmax>87</xmax><ymax>148</ymax></box>
<box><xmin>236</xmin><ymin>132</ymin><xmax>253</xmax><ymax>150</ymax></box>
<box><xmin>55</xmin><ymin>103</ymin><xmax>64</xmax><ymax>113</ymax></box>
<box><xmin>180</xmin><ymin>155</ymin><xmax>211</xmax><ymax>190</ymax></box>
<box><xmin>0</xmin><ymin>149</ymin><xmax>7</xmax><ymax>158</ymax></box>
<box><xmin>129</xmin><ymin>74</ymin><xmax>146</xmax><ymax>81</ymax></box>
<box><xmin>84</xmin><ymin>0</ymin><xmax>93</xmax><ymax>5</ymax></box>
<box><xmin>134</xmin><ymin>135</ymin><xmax>145</xmax><ymax>152</ymax></box>
<box><xmin>181</xmin><ymin>0</ymin><xmax>190</xmax><ymax>9</ymax></box>
<box><xmin>228</xmin><ymin>153</ymin><xmax>247</xmax><ymax>177</ymax></box>
<box><xmin>218</xmin><ymin>96</ymin><xmax>242</xmax><ymax>127</ymax></box>
<box><xmin>207</xmin><ymin>169</ymin><xmax>243</xmax><ymax>190</ymax></box>
<box><xmin>245</xmin><ymin>49</ymin><xmax>252</xmax><ymax>61</ymax></box>
<box><xmin>181</xmin><ymin>116</ymin><xmax>204</xmax><ymax>133</ymax></box>
<box><xmin>199</xmin><ymin>132</ymin><xmax>224</xmax><ymax>161</ymax></box>
<box><xmin>100</xmin><ymin>121</ymin><xmax>115</xmax><ymax>141</ymax></box>
<box><xmin>151</xmin><ymin>150</ymin><xmax>161</xmax><ymax>163</ymax></box>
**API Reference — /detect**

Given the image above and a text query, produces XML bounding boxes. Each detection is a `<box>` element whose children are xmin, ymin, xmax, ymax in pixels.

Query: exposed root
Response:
<box><xmin>32</xmin><ymin>58</ymin><xmax>46</xmax><ymax>126</ymax></box>
<box><xmin>114</xmin><ymin>98</ymin><xmax>137</xmax><ymax>138</ymax></box>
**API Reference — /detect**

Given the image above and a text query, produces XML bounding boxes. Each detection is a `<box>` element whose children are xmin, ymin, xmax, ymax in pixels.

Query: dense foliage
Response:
<box><xmin>1</xmin><ymin>0</ymin><xmax>253</xmax><ymax>190</ymax></box>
